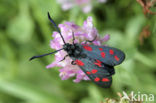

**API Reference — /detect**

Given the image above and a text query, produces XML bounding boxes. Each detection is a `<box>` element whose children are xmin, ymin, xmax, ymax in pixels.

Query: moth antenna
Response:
<box><xmin>47</xmin><ymin>12</ymin><xmax>66</xmax><ymax>44</ymax></box>
<box><xmin>29</xmin><ymin>48</ymin><xmax>63</xmax><ymax>61</ymax></box>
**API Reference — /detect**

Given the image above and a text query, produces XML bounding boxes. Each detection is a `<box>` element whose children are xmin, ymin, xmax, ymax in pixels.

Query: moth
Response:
<box><xmin>30</xmin><ymin>12</ymin><xmax>125</xmax><ymax>88</ymax></box>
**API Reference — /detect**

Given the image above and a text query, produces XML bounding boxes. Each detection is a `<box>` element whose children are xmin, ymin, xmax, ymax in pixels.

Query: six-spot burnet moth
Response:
<box><xmin>30</xmin><ymin>12</ymin><xmax>125</xmax><ymax>88</ymax></box>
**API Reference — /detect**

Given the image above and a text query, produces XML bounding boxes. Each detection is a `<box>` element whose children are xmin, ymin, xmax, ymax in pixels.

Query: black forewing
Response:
<box><xmin>71</xmin><ymin>57</ymin><xmax>115</xmax><ymax>88</ymax></box>
<box><xmin>80</xmin><ymin>44</ymin><xmax>125</xmax><ymax>66</ymax></box>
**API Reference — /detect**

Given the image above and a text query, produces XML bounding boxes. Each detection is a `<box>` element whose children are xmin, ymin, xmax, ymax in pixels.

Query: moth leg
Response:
<box><xmin>59</xmin><ymin>55</ymin><xmax>68</xmax><ymax>62</ymax></box>
<box><xmin>72</xmin><ymin>32</ymin><xmax>75</xmax><ymax>45</ymax></box>
<box><xmin>71</xmin><ymin>61</ymin><xmax>76</xmax><ymax>65</ymax></box>
<box><xmin>85</xmin><ymin>35</ymin><xmax>97</xmax><ymax>44</ymax></box>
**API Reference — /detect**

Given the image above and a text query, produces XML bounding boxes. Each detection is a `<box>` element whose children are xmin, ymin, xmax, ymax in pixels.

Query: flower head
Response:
<box><xmin>57</xmin><ymin>0</ymin><xmax>107</xmax><ymax>13</ymax></box>
<box><xmin>46</xmin><ymin>16</ymin><xmax>110</xmax><ymax>83</ymax></box>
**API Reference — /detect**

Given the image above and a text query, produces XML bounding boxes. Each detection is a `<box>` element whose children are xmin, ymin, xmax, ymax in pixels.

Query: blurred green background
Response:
<box><xmin>0</xmin><ymin>0</ymin><xmax>156</xmax><ymax>103</ymax></box>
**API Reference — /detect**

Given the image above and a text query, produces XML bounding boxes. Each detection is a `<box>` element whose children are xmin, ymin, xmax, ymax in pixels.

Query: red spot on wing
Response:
<box><xmin>75</xmin><ymin>60</ymin><xmax>84</xmax><ymax>66</ymax></box>
<box><xmin>109</xmin><ymin>49</ymin><xmax>114</xmax><ymax>55</ymax></box>
<box><xmin>94</xmin><ymin>59</ymin><xmax>102</xmax><ymax>67</ymax></box>
<box><xmin>97</xmin><ymin>60</ymin><xmax>102</xmax><ymax>64</ymax></box>
<box><xmin>101</xmin><ymin>52</ymin><xmax>105</xmax><ymax>58</ymax></box>
<box><xmin>114</xmin><ymin>55</ymin><xmax>119</xmax><ymax>61</ymax></box>
<box><xmin>94</xmin><ymin>77</ymin><xmax>100</xmax><ymax>82</ymax></box>
<box><xmin>96</xmin><ymin>59</ymin><xmax>102</xmax><ymax>63</ymax></box>
<box><xmin>83</xmin><ymin>45</ymin><xmax>92</xmax><ymax>51</ymax></box>
<box><xmin>99</xmin><ymin>48</ymin><xmax>103</xmax><ymax>51</ymax></box>
<box><xmin>102</xmin><ymin>78</ymin><xmax>109</xmax><ymax>82</ymax></box>
<box><xmin>86</xmin><ymin>71</ymin><xmax>91</xmax><ymax>75</ymax></box>
<box><xmin>91</xmin><ymin>69</ymin><xmax>98</xmax><ymax>74</ymax></box>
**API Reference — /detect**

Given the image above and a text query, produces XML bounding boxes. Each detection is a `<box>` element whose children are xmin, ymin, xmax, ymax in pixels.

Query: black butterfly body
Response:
<box><xmin>30</xmin><ymin>12</ymin><xmax>125</xmax><ymax>88</ymax></box>
<box><xmin>63</xmin><ymin>43</ymin><xmax>125</xmax><ymax>88</ymax></box>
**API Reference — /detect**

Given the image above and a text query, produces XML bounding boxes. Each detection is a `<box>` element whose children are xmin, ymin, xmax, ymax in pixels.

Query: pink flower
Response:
<box><xmin>46</xmin><ymin>16</ymin><xmax>110</xmax><ymax>83</ymax></box>
<box><xmin>57</xmin><ymin>0</ymin><xmax>107</xmax><ymax>13</ymax></box>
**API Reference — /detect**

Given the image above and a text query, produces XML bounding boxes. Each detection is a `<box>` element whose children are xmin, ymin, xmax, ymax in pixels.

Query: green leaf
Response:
<box><xmin>7</xmin><ymin>1</ymin><xmax>34</xmax><ymax>43</ymax></box>
<box><xmin>0</xmin><ymin>79</ymin><xmax>69</xmax><ymax>103</ymax></box>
